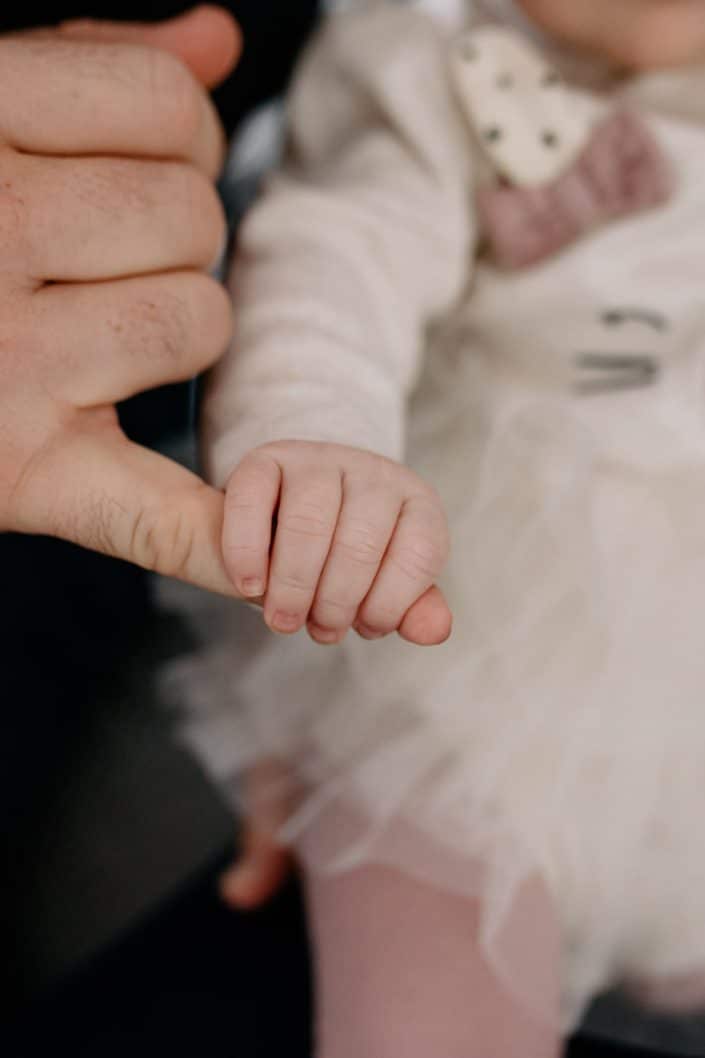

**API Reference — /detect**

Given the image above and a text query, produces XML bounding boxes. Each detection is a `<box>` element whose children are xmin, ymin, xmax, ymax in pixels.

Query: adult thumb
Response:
<box><xmin>12</xmin><ymin>426</ymin><xmax>238</xmax><ymax>597</ymax></box>
<box><xmin>59</xmin><ymin>5</ymin><xmax>242</xmax><ymax>89</ymax></box>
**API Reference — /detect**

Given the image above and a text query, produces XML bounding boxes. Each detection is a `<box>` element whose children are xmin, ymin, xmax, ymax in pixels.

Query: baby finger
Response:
<box><xmin>354</xmin><ymin>492</ymin><xmax>449</xmax><ymax>640</ymax></box>
<box><xmin>223</xmin><ymin>451</ymin><xmax>281</xmax><ymax>599</ymax></box>
<box><xmin>264</xmin><ymin>466</ymin><xmax>342</xmax><ymax>635</ymax></box>
<box><xmin>307</xmin><ymin>479</ymin><xmax>400</xmax><ymax>645</ymax></box>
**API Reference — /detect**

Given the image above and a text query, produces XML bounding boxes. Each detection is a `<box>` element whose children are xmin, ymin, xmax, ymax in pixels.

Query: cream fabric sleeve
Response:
<box><xmin>203</xmin><ymin>6</ymin><xmax>477</xmax><ymax>487</ymax></box>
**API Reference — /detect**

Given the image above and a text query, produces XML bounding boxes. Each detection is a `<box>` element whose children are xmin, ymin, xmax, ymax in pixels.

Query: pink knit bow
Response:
<box><xmin>477</xmin><ymin>110</ymin><xmax>673</xmax><ymax>270</ymax></box>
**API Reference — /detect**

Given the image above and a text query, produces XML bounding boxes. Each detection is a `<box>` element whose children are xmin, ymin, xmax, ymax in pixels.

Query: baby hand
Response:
<box><xmin>222</xmin><ymin>441</ymin><xmax>452</xmax><ymax>646</ymax></box>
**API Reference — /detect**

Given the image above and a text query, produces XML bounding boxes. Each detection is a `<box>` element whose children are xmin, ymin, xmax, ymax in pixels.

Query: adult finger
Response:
<box><xmin>59</xmin><ymin>5</ymin><xmax>242</xmax><ymax>89</ymax></box>
<box><xmin>265</xmin><ymin>466</ymin><xmax>342</xmax><ymax>636</ymax></box>
<box><xmin>307</xmin><ymin>478</ymin><xmax>400</xmax><ymax>645</ymax></box>
<box><xmin>10</xmin><ymin>426</ymin><xmax>237</xmax><ymax>595</ymax></box>
<box><xmin>34</xmin><ymin>272</ymin><xmax>233</xmax><ymax>407</ymax></box>
<box><xmin>0</xmin><ymin>34</ymin><xmax>224</xmax><ymax>176</ymax></box>
<box><xmin>355</xmin><ymin>493</ymin><xmax>449</xmax><ymax>639</ymax></box>
<box><xmin>16</xmin><ymin>154</ymin><xmax>225</xmax><ymax>281</ymax></box>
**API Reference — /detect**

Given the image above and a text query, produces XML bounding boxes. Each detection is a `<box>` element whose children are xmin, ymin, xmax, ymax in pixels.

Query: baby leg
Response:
<box><xmin>303</xmin><ymin>859</ymin><xmax>562</xmax><ymax>1058</ymax></box>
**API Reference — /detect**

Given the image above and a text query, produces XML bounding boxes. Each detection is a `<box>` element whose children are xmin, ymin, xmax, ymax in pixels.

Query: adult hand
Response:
<box><xmin>0</xmin><ymin>6</ymin><xmax>241</xmax><ymax>593</ymax></box>
<box><xmin>0</xmin><ymin>2</ymin><xmax>453</xmax><ymax>643</ymax></box>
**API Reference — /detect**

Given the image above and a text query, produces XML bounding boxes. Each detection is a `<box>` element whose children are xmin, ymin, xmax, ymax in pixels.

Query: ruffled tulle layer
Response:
<box><xmin>162</xmin><ymin>350</ymin><xmax>705</xmax><ymax>1028</ymax></box>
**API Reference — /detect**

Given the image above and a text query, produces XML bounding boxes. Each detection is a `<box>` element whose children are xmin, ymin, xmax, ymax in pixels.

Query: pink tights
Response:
<box><xmin>303</xmin><ymin>858</ymin><xmax>562</xmax><ymax>1058</ymax></box>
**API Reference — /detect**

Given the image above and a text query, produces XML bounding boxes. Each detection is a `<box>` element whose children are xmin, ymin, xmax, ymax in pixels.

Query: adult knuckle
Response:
<box><xmin>189</xmin><ymin>274</ymin><xmax>233</xmax><ymax>361</ymax></box>
<box><xmin>144</xmin><ymin>47</ymin><xmax>202</xmax><ymax>150</ymax></box>
<box><xmin>68</xmin><ymin>485</ymin><xmax>121</xmax><ymax>557</ymax></box>
<box><xmin>189</xmin><ymin>169</ymin><xmax>225</xmax><ymax>262</ymax></box>
<box><xmin>0</xmin><ymin>169</ymin><xmax>29</xmax><ymax>258</ymax></box>
<box><xmin>0</xmin><ymin>304</ymin><xmax>32</xmax><ymax>380</ymax></box>
<box><xmin>129</xmin><ymin>502</ymin><xmax>195</xmax><ymax>578</ymax></box>
<box><xmin>112</xmin><ymin>287</ymin><xmax>191</xmax><ymax>366</ymax></box>
<box><xmin>172</xmin><ymin>164</ymin><xmax>224</xmax><ymax>266</ymax></box>
<box><xmin>181</xmin><ymin>162</ymin><xmax>212</xmax><ymax>211</ymax></box>
<box><xmin>77</xmin><ymin>158</ymin><xmax>154</xmax><ymax>217</ymax></box>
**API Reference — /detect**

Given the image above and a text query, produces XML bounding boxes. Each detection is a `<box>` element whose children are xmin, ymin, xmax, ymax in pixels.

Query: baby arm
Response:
<box><xmin>210</xmin><ymin>5</ymin><xmax>477</xmax><ymax>904</ymax></box>
<box><xmin>205</xmin><ymin>5</ymin><xmax>476</xmax><ymax>634</ymax></box>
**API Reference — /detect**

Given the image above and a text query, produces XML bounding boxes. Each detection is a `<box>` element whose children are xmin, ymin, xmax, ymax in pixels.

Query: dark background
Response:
<box><xmin>0</xmin><ymin>2</ymin><xmax>318</xmax><ymax>1052</ymax></box>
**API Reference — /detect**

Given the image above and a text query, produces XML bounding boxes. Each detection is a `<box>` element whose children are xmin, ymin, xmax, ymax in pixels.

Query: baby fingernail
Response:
<box><xmin>309</xmin><ymin>624</ymin><xmax>343</xmax><ymax>645</ymax></box>
<box><xmin>241</xmin><ymin>578</ymin><xmax>264</xmax><ymax>598</ymax></box>
<box><xmin>355</xmin><ymin>623</ymin><xmax>384</xmax><ymax>641</ymax></box>
<box><xmin>271</xmin><ymin>611</ymin><xmax>302</xmax><ymax>633</ymax></box>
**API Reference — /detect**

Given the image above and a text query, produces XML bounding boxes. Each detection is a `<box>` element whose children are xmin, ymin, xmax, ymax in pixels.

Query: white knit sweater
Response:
<box><xmin>203</xmin><ymin>3</ymin><xmax>483</xmax><ymax>485</ymax></box>
<box><xmin>201</xmin><ymin>1</ymin><xmax>651</xmax><ymax>486</ymax></box>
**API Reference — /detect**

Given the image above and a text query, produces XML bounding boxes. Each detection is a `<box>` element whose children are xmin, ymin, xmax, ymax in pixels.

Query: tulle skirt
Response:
<box><xmin>163</xmin><ymin>341</ymin><xmax>705</xmax><ymax>1029</ymax></box>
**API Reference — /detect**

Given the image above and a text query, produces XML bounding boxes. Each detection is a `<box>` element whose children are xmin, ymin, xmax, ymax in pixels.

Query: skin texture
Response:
<box><xmin>57</xmin><ymin>6</ymin><xmax>242</xmax><ymax>89</ymax></box>
<box><xmin>224</xmin><ymin>442</ymin><xmax>452</xmax><ymax>647</ymax></box>
<box><xmin>0</xmin><ymin>6</ymin><xmax>240</xmax><ymax>594</ymax></box>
